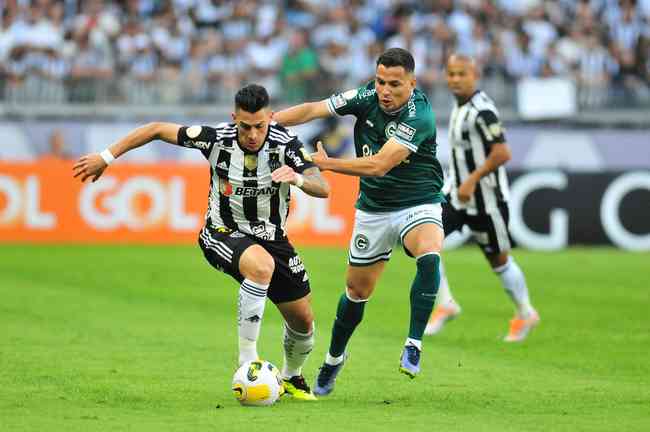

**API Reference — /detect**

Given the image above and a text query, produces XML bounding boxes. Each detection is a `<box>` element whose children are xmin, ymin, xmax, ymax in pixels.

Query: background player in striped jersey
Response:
<box><xmin>73</xmin><ymin>84</ymin><xmax>330</xmax><ymax>400</ymax></box>
<box><xmin>276</xmin><ymin>48</ymin><xmax>445</xmax><ymax>392</ymax></box>
<box><xmin>424</xmin><ymin>54</ymin><xmax>540</xmax><ymax>342</ymax></box>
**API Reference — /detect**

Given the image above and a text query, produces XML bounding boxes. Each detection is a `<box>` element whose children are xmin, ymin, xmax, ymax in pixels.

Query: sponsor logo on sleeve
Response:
<box><xmin>187</xmin><ymin>140</ymin><xmax>211</xmax><ymax>149</ymax></box>
<box><xmin>332</xmin><ymin>94</ymin><xmax>347</xmax><ymax>109</ymax></box>
<box><xmin>187</xmin><ymin>125</ymin><xmax>202</xmax><ymax>138</ymax></box>
<box><xmin>489</xmin><ymin>122</ymin><xmax>503</xmax><ymax>137</ymax></box>
<box><xmin>360</xmin><ymin>88</ymin><xmax>376</xmax><ymax>98</ymax></box>
<box><xmin>286</xmin><ymin>150</ymin><xmax>304</xmax><ymax>167</ymax></box>
<box><xmin>395</xmin><ymin>123</ymin><xmax>416</xmax><ymax>141</ymax></box>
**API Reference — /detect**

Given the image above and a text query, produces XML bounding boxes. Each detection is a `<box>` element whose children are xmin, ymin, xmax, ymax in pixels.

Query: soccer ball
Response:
<box><xmin>232</xmin><ymin>360</ymin><xmax>284</xmax><ymax>406</ymax></box>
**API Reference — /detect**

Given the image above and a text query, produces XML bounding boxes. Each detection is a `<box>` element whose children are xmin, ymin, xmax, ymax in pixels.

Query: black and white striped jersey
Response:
<box><xmin>447</xmin><ymin>90</ymin><xmax>510</xmax><ymax>215</ymax></box>
<box><xmin>176</xmin><ymin>122</ymin><xmax>315</xmax><ymax>241</ymax></box>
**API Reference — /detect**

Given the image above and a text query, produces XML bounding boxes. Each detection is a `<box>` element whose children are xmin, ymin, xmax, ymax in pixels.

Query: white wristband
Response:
<box><xmin>100</xmin><ymin>149</ymin><xmax>115</xmax><ymax>165</ymax></box>
<box><xmin>294</xmin><ymin>173</ymin><xmax>304</xmax><ymax>188</ymax></box>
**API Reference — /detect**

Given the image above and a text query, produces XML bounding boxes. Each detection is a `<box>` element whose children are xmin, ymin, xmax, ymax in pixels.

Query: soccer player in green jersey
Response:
<box><xmin>275</xmin><ymin>48</ymin><xmax>445</xmax><ymax>394</ymax></box>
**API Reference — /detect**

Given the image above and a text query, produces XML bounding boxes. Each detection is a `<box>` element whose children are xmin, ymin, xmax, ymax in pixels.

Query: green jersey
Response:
<box><xmin>326</xmin><ymin>81</ymin><xmax>445</xmax><ymax>212</ymax></box>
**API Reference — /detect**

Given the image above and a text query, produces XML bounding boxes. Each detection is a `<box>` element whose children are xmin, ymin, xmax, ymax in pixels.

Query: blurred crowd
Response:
<box><xmin>1</xmin><ymin>0</ymin><xmax>649</xmax><ymax>108</ymax></box>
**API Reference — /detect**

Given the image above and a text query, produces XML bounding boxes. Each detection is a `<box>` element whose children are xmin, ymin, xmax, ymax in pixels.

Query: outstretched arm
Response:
<box><xmin>274</xmin><ymin>100</ymin><xmax>332</xmax><ymax>127</ymax></box>
<box><xmin>271</xmin><ymin>166</ymin><xmax>330</xmax><ymax>198</ymax></box>
<box><xmin>312</xmin><ymin>138</ymin><xmax>411</xmax><ymax>177</ymax></box>
<box><xmin>73</xmin><ymin>122</ymin><xmax>181</xmax><ymax>182</ymax></box>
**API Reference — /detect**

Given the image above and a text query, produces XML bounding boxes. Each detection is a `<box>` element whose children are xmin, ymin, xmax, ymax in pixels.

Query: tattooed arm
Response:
<box><xmin>271</xmin><ymin>166</ymin><xmax>330</xmax><ymax>198</ymax></box>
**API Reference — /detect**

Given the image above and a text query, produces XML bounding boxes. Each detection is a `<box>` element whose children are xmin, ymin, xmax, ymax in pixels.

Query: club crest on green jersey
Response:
<box><xmin>385</xmin><ymin>121</ymin><xmax>397</xmax><ymax>138</ymax></box>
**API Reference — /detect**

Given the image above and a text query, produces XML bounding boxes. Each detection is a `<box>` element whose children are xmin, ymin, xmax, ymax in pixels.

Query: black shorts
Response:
<box><xmin>198</xmin><ymin>226</ymin><xmax>310</xmax><ymax>304</ymax></box>
<box><xmin>443</xmin><ymin>200</ymin><xmax>513</xmax><ymax>255</ymax></box>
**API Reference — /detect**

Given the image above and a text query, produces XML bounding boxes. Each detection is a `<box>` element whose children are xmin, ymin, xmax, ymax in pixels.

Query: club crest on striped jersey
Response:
<box><xmin>244</xmin><ymin>155</ymin><xmax>257</xmax><ymax>171</ymax></box>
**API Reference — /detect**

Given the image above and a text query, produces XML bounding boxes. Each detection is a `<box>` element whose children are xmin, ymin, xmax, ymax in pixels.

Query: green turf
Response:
<box><xmin>1</xmin><ymin>245</ymin><xmax>648</xmax><ymax>431</ymax></box>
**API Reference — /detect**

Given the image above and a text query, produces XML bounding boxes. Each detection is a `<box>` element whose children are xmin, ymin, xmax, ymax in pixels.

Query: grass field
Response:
<box><xmin>1</xmin><ymin>245</ymin><xmax>648</xmax><ymax>431</ymax></box>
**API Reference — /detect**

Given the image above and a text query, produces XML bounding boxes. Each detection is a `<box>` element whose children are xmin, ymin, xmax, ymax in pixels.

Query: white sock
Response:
<box><xmin>435</xmin><ymin>261</ymin><xmax>458</xmax><ymax>308</ymax></box>
<box><xmin>238</xmin><ymin>279</ymin><xmax>269</xmax><ymax>365</ymax></box>
<box><xmin>325</xmin><ymin>352</ymin><xmax>345</xmax><ymax>366</ymax></box>
<box><xmin>281</xmin><ymin>322</ymin><xmax>314</xmax><ymax>379</ymax></box>
<box><xmin>494</xmin><ymin>257</ymin><xmax>534</xmax><ymax>318</ymax></box>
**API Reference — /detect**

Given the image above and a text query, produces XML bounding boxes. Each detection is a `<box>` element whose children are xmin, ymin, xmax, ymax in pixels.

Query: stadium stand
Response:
<box><xmin>1</xmin><ymin>0</ymin><xmax>648</xmax><ymax>110</ymax></box>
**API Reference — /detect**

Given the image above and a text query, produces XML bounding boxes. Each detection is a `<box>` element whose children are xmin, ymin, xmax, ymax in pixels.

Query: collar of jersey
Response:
<box><xmin>378</xmin><ymin>90</ymin><xmax>414</xmax><ymax>116</ymax></box>
<box><xmin>456</xmin><ymin>89</ymin><xmax>481</xmax><ymax>107</ymax></box>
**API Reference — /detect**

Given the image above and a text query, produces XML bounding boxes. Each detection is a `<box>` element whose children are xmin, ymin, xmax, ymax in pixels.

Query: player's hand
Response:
<box><xmin>271</xmin><ymin>165</ymin><xmax>301</xmax><ymax>185</ymax></box>
<box><xmin>72</xmin><ymin>153</ymin><xmax>108</xmax><ymax>182</ymax></box>
<box><xmin>458</xmin><ymin>178</ymin><xmax>476</xmax><ymax>202</ymax></box>
<box><xmin>311</xmin><ymin>141</ymin><xmax>329</xmax><ymax>169</ymax></box>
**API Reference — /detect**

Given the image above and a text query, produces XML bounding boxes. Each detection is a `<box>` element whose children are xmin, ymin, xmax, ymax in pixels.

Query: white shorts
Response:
<box><xmin>348</xmin><ymin>203</ymin><xmax>443</xmax><ymax>266</ymax></box>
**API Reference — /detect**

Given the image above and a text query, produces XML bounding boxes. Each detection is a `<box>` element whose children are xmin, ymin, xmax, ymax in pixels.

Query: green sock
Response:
<box><xmin>329</xmin><ymin>294</ymin><xmax>366</xmax><ymax>357</ymax></box>
<box><xmin>409</xmin><ymin>253</ymin><xmax>441</xmax><ymax>340</ymax></box>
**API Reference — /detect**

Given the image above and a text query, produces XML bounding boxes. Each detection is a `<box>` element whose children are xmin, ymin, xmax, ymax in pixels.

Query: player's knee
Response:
<box><xmin>345</xmin><ymin>280</ymin><xmax>373</xmax><ymax>301</ymax></box>
<box><xmin>248</xmin><ymin>254</ymin><xmax>275</xmax><ymax>283</ymax></box>
<box><xmin>287</xmin><ymin>310</ymin><xmax>314</xmax><ymax>334</ymax></box>
<box><xmin>404</xmin><ymin>225</ymin><xmax>444</xmax><ymax>257</ymax></box>
<box><xmin>410</xmin><ymin>240</ymin><xmax>443</xmax><ymax>258</ymax></box>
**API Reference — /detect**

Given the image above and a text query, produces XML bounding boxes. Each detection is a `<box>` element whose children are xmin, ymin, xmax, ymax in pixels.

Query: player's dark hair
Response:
<box><xmin>376</xmin><ymin>48</ymin><xmax>415</xmax><ymax>73</ymax></box>
<box><xmin>235</xmin><ymin>84</ymin><xmax>270</xmax><ymax>113</ymax></box>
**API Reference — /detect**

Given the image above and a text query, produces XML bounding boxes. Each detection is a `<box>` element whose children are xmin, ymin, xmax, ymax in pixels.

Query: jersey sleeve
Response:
<box><xmin>283</xmin><ymin>138</ymin><xmax>316</xmax><ymax>174</ymax></box>
<box><xmin>326</xmin><ymin>84</ymin><xmax>371</xmax><ymax>117</ymax></box>
<box><xmin>392</xmin><ymin>110</ymin><xmax>436</xmax><ymax>153</ymax></box>
<box><xmin>475</xmin><ymin>110</ymin><xmax>506</xmax><ymax>149</ymax></box>
<box><xmin>176</xmin><ymin>125</ymin><xmax>217</xmax><ymax>158</ymax></box>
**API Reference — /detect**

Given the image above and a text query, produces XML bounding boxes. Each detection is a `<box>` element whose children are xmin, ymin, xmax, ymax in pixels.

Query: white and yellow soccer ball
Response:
<box><xmin>232</xmin><ymin>360</ymin><xmax>284</xmax><ymax>406</ymax></box>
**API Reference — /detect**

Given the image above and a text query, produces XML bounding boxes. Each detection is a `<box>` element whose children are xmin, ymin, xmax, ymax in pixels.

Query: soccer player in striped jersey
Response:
<box><xmin>276</xmin><ymin>48</ymin><xmax>445</xmax><ymax>392</ymax></box>
<box><xmin>424</xmin><ymin>54</ymin><xmax>540</xmax><ymax>342</ymax></box>
<box><xmin>73</xmin><ymin>84</ymin><xmax>330</xmax><ymax>400</ymax></box>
